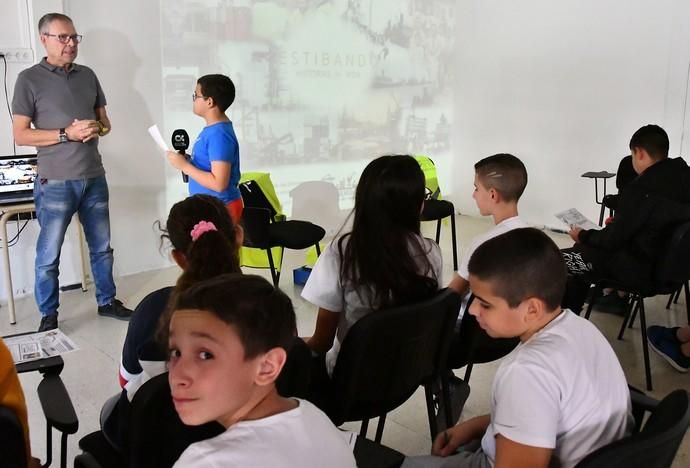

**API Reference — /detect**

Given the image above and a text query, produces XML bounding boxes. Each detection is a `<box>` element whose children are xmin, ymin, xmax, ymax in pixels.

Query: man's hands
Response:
<box><xmin>65</xmin><ymin>119</ymin><xmax>101</xmax><ymax>142</ymax></box>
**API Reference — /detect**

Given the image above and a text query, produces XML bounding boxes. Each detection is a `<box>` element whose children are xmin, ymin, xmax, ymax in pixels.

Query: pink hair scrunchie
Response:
<box><xmin>190</xmin><ymin>220</ymin><xmax>218</xmax><ymax>242</ymax></box>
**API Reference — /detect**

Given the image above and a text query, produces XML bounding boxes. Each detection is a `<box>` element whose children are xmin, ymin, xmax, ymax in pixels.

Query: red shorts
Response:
<box><xmin>226</xmin><ymin>197</ymin><xmax>244</xmax><ymax>224</ymax></box>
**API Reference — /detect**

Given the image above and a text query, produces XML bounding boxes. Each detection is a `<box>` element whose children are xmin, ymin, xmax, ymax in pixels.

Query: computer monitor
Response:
<box><xmin>0</xmin><ymin>154</ymin><xmax>38</xmax><ymax>205</ymax></box>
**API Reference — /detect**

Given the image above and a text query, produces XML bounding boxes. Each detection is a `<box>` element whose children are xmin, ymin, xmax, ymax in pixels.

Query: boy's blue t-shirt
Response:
<box><xmin>188</xmin><ymin>121</ymin><xmax>241</xmax><ymax>204</ymax></box>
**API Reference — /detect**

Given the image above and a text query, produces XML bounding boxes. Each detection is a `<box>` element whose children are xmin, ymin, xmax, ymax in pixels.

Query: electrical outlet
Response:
<box><xmin>0</xmin><ymin>48</ymin><xmax>34</xmax><ymax>63</ymax></box>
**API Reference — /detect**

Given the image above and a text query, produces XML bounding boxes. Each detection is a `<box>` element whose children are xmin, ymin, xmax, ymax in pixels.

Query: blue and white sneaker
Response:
<box><xmin>647</xmin><ymin>326</ymin><xmax>689</xmax><ymax>373</ymax></box>
<box><xmin>647</xmin><ymin>325</ymin><xmax>680</xmax><ymax>345</ymax></box>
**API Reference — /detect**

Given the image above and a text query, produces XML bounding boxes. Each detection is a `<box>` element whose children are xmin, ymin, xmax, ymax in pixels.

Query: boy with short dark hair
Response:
<box><xmin>166</xmin><ymin>74</ymin><xmax>244</xmax><ymax>222</ymax></box>
<box><xmin>405</xmin><ymin>228</ymin><xmax>632</xmax><ymax>468</ymax></box>
<box><xmin>168</xmin><ymin>274</ymin><xmax>356</xmax><ymax>468</ymax></box>
<box><xmin>563</xmin><ymin>124</ymin><xmax>690</xmax><ymax>314</ymax></box>
<box><xmin>449</xmin><ymin>154</ymin><xmax>529</xmax><ymax>307</ymax></box>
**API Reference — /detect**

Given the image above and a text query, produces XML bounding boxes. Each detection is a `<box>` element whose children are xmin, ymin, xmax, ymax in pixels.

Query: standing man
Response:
<box><xmin>12</xmin><ymin>13</ymin><xmax>133</xmax><ymax>331</ymax></box>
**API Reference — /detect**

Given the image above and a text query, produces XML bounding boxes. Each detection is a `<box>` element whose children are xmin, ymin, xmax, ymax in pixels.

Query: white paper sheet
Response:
<box><xmin>555</xmin><ymin>208</ymin><xmax>602</xmax><ymax>231</ymax></box>
<box><xmin>147</xmin><ymin>124</ymin><xmax>170</xmax><ymax>153</ymax></box>
<box><xmin>4</xmin><ymin>329</ymin><xmax>79</xmax><ymax>364</ymax></box>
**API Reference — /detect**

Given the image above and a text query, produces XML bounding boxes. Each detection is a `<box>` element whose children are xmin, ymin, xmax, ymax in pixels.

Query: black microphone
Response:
<box><xmin>171</xmin><ymin>129</ymin><xmax>190</xmax><ymax>183</ymax></box>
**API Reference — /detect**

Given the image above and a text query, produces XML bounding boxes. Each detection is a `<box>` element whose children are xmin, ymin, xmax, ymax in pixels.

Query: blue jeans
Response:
<box><xmin>34</xmin><ymin>176</ymin><xmax>116</xmax><ymax>316</ymax></box>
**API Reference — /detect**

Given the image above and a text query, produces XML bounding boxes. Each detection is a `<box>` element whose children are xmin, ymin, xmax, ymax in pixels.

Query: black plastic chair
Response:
<box><xmin>583</xmin><ymin>221</ymin><xmax>690</xmax><ymax>390</ymax></box>
<box><xmin>598</xmin><ymin>155</ymin><xmax>638</xmax><ymax>222</ymax></box>
<box><xmin>447</xmin><ymin>296</ymin><xmax>519</xmax><ymax>383</ymax></box>
<box><xmin>0</xmin><ymin>405</ymin><xmax>27</xmax><ymax>468</ymax></box>
<box><xmin>316</xmin><ymin>289</ymin><xmax>462</xmax><ymax>442</ymax></box>
<box><xmin>240</xmin><ymin>180</ymin><xmax>326</xmax><ymax>287</ymax></box>
<box><xmin>9</xmin><ymin>349</ymin><xmax>78</xmax><ymax>468</ymax></box>
<box><xmin>576</xmin><ymin>389</ymin><xmax>690</xmax><ymax>468</ymax></box>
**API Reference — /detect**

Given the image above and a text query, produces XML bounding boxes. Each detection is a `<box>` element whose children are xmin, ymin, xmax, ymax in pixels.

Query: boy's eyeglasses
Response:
<box><xmin>43</xmin><ymin>33</ymin><xmax>83</xmax><ymax>44</ymax></box>
<box><xmin>192</xmin><ymin>92</ymin><xmax>208</xmax><ymax>101</ymax></box>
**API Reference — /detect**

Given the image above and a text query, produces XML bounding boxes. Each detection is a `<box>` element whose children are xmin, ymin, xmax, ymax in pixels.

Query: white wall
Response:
<box><xmin>63</xmin><ymin>0</ymin><xmax>172</xmax><ymax>277</ymax></box>
<box><xmin>449</xmin><ymin>0</ymin><xmax>690</xmax><ymax>229</ymax></box>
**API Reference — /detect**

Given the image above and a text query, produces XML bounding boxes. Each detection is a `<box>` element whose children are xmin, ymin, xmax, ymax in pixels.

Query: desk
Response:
<box><xmin>1</xmin><ymin>203</ymin><xmax>88</xmax><ymax>325</ymax></box>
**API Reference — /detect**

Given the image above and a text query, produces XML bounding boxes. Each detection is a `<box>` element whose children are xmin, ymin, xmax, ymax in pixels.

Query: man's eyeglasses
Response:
<box><xmin>43</xmin><ymin>33</ymin><xmax>83</xmax><ymax>44</ymax></box>
<box><xmin>192</xmin><ymin>92</ymin><xmax>207</xmax><ymax>101</ymax></box>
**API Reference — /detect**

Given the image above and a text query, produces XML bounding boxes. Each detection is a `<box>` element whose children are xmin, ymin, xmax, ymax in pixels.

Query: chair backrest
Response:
<box><xmin>615</xmin><ymin>154</ymin><xmax>636</xmax><ymax>191</ymax></box>
<box><xmin>328</xmin><ymin>289</ymin><xmax>462</xmax><ymax>425</ymax></box>
<box><xmin>654</xmin><ymin>220</ymin><xmax>690</xmax><ymax>291</ymax></box>
<box><xmin>575</xmin><ymin>389</ymin><xmax>690</xmax><ymax>468</ymax></box>
<box><xmin>126</xmin><ymin>373</ymin><xmax>223</xmax><ymax>468</ymax></box>
<box><xmin>240</xmin><ymin>206</ymin><xmax>272</xmax><ymax>249</ymax></box>
<box><xmin>413</xmin><ymin>155</ymin><xmax>440</xmax><ymax>199</ymax></box>
<box><xmin>276</xmin><ymin>336</ymin><xmax>312</xmax><ymax>399</ymax></box>
<box><xmin>447</xmin><ymin>296</ymin><xmax>519</xmax><ymax>371</ymax></box>
<box><xmin>0</xmin><ymin>405</ymin><xmax>27</xmax><ymax>468</ymax></box>
<box><xmin>239</xmin><ymin>179</ymin><xmax>278</xmax><ymax>218</ymax></box>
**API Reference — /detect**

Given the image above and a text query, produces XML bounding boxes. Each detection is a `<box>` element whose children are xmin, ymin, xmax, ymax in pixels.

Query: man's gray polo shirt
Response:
<box><xmin>12</xmin><ymin>57</ymin><xmax>107</xmax><ymax>180</ymax></box>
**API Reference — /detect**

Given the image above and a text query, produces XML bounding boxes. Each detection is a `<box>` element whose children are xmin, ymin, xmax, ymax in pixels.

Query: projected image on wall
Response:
<box><xmin>161</xmin><ymin>0</ymin><xmax>455</xmax><ymax>213</ymax></box>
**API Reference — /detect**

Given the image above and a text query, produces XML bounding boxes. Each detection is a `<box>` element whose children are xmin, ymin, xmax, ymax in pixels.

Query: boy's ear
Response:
<box><xmin>489</xmin><ymin>187</ymin><xmax>500</xmax><ymax>203</ymax></box>
<box><xmin>254</xmin><ymin>347</ymin><xmax>288</xmax><ymax>387</ymax></box>
<box><xmin>522</xmin><ymin>296</ymin><xmax>546</xmax><ymax>323</ymax></box>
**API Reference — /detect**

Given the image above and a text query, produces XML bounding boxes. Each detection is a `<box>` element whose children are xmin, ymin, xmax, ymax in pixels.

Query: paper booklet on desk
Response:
<box><xmin>4</xmin><ymin>329</ymin><xmax>79</xmax><ymax>365</ymax></box>
<box><xmin>555</xmin><ymin>208</ymin><xmax>602</xmax><ymax>231</ymax></box>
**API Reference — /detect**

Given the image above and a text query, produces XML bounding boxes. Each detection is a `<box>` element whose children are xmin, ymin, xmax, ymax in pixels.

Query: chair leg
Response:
<box><xmin>440</xmin><ymin>373</ymin><xmax>453</xmax><ymax>430</ymax></box>
<box><xmin>276</xmin><ymin>247</ymin><xmax>285</xmax><ymax>284</ymax></box>
<box><xmin>627</xmin><ymin>299</ymin><xmax>639</xmax><ymax>329</ymax></box>
<box><xmin>360</xmin><ymin>419</ymin><xmax>369</xmax><ymax>438</ymax></box>
<box><xmin>618</xmin><ymin>298</ymin><xmax>637</xmax><ymax>340</ymax></box>
<box><xmin>435</xmin><ymin>219</ymin><xmax>442</xmax><ymax>244</ymax></box>
<box><xmin>265</xmin><ymin>249</ymin><xmax>278</xmax><ymax>287</ymax></box>
<box><xmin>583</xmin><ymin>285</ymin><xmax>600</xmax><ymax>319</ymax></box>
<box><xmin>315</xmin><ymin>242</ymin><xmax>321</xmax><ymax>256</ymax></box>
<box><xmin>674</xmin><ymin>286</ymin><xmax>681</xmax><ymax>304</ymax></box>
<box><xmin>60</xmin><ymin>432</ymin><xmax>69</xmax><ymax>468</ymax></box>
<box><xmin>637</xmin><ymin>301</ymin><xmax>653</xmax><ymax>391</ymax></box>
<box><xmin>666</xmin><ymin>292</ymin><xmax>674</xmax><ymax>310</ymax></box>
<box><xmin>584</xmin><ymin>299</ymin><xmax>595</xmax><ymax>320</ymax></box>
<box><xmin>463</xmin><ymin>363</ymin><xmax>474</xmax><ymax>383</ymax></box>
<box><xmin>374</xmin><ymin>414</ymin><xmax>387</xmax><ymax>443</ymax></box>
<box><xmin>424</xmin><ymin>383</ymin><xmax>438</xmax><ymax>442</ymax></box>
<box><xmin>450</xmin><ymin>213</ymin><xmax>458</xmax><ymax>271</ymax></box>
<box><xmin>598</xmin><ymin>203</ymin><xmax>606</xmax><ymax>226</ymax></box>
<box><xmin>43</xmin><ymin>424</ymin><xmax>53</xmax><ymax>468</ymax></box>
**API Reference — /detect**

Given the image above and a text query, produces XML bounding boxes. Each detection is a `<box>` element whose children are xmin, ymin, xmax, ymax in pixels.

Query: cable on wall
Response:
<box><xmin>7</xmin><ymin>216</ymin><xmax>30</xmax><ymax>247</ymax></box>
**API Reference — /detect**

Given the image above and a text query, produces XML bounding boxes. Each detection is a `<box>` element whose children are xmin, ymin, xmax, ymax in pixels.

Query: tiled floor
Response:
<box><xmin>2</xmin><ymin>215</ymin><xmax>688</xmax><ymax>466</ymax></box>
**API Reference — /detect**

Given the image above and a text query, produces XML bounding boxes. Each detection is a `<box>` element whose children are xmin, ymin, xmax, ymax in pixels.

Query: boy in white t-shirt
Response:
<box><xmin>168</xmin><ymin>274</ymin><xmax>356</xmax><ymax>468</ymax></box>
<box><xmin>449</xmin><ymin>154</ymin><xmax>529</xmax><ymax>307</ymax></box>
<box><xmin>404</xmin><ymin>228</ymin><xmax>633</xmax><ymax>468</ymax></box>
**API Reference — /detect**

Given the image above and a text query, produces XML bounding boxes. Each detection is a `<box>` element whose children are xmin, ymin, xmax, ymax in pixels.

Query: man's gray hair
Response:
<box><xmin>38</xmin><ymin>13</ymin><xmax>73</xmax><ymax>34</ymax></box>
